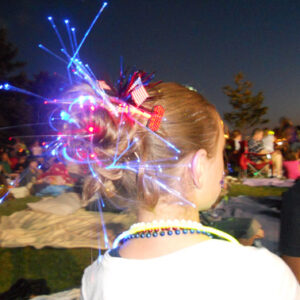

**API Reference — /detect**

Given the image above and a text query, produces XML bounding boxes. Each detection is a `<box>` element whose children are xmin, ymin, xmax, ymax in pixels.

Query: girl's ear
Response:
<box><xmin>191</xmin><ymin>149</ymin><xmax>208</xmax><ymax>189</ymax></box>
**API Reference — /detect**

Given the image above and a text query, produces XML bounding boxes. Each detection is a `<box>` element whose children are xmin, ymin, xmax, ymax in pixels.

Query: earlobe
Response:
<box><xmin>191</xmin><ymin>149</ymin><xmax>207</xmax><ymax>188</ymax></box>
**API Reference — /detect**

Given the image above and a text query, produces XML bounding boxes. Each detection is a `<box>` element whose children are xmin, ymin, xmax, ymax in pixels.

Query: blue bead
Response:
<box><xmin>135</xmin><ymin>234</ymin><xmax>139</xmax><ymax>238</ymax></box>
<box><xmin>140</xmin><ymin>233</ymin><xmax>145</xmax><ymax>238</ymax></box>
<box><xmin>190</xmin><ymin>229</ymin><xmax>195</xmax><ymax>234</ymax></box>
<box><xmin>160</xmin><ymin>231</ymin><xmax>165</xmax><ymax>236</ymax></box>
<box><xmin>175</xmin><ymin>230</ymin><xmax>181</xmax><ymax>235</ymax></box>
<box><xmin>153</xmin><ymin>232</ymin><xmax>158</xmax><ymax>237</ymax></box>
<box><xmin>168</xmin><ymin>230</ymin><xmax>173</xmax><ymax>236</ymax></box>
<box><xmin>196</xmin><ymin>230</ymin><xmax>201</xmax><ymax>234</ymax></box>
<box><xmin>182</xmin><ymin>229</ymin><xmax>188</xmax><ymax>234</ymax></box>
<box><xmin>146</xmin><ymin>233</ymin><xmax>151</xmax><ymax>238</ymax></box>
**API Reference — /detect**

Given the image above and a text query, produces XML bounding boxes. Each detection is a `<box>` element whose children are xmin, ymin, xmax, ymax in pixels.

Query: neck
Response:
<box><xmin>137</xmin><ymin>201</ymin><xmax>200</xmax><ymax>223</ymax></box>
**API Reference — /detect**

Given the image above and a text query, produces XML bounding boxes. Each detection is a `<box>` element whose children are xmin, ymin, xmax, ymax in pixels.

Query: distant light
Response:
<box><xmin>71</xmin><ymin>27</ymin><xmax>75</xmax><ymax>32</ymax></box>
<box><xmin>90</xmin><ymin>106</ymin><xmax>95</xmax><ymax>111</ymax></box>
<box><xmin>44</xmin><ymin>101</ymin><xmax>48</xmax><ymax>104</ymax></box>
<box><xmin>48</xmin><ymin>16</ymin><xmax>53</xmax><ymax>21</ymax></box>
<box><xmin>64</xmin><ymin>19</ymin><xmax>69</xmax><ymax>24</ymax></box>
<box><xmin>88</xmin><ymin>126</ymin><xmax>95</xmax><ymax>133</ymax></box>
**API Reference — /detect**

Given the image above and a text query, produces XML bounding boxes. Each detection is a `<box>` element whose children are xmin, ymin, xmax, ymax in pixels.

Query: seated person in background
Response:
<box><xmin>18</xmin><ymin>159</ymin><xmax>42</xmax><ymax>187</ymax></box>
<box><xmin>248</xmin><ymin>128</ymin><xmax>265</xmax><ymax>161</ymax></box>
<box><xmin>0</xmin><ymin>152</ymin><xmax>12</xmax><ymax>174</ymax></box>
<box><xmin>262</xmin><ymin>129</ymin><xmax>283</xmax><ymax>178</ymax></box>
<box><xmin>226</xmin><ymin>130</ymin><xmax>242</xmax><ymax>174</ymax></box>
<box><xmin>14</xmin><ymin>155</ymin><xmax>28</xmax><ymax>173</ymax></box>
<box><xmin>9</xmin><ymin>151</ymin><xmax>19</xmax><ymax>170</ymax></box>
<box><xmin>31</xmin><ymin>140</ymin><xmax>43</xmax><ymax>157</ymax></box>
<box><xmin>232</xmin><ymin>130</ymin><xmax>242</xmax><ymax>152</ymax></box>
<box><xmin>262</xmin><ymin>129</ymin><xmax>275</xmax><ymax>153</ymax></box>
<box><xmin>283</xmin><ymin>150</ymin><xmax>300</xmax><ymax>180</ymax></box>
<box><xmin>0</xmin><ymin>164</ymin><xmax>8</xmax><ymax>186</ymax></box>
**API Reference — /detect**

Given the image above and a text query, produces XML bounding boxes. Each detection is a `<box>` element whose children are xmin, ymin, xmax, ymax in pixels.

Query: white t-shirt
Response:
<box><xmin>262</xmin><ymin>135</ymin><xmax>275</xmax><ymax>152</ymax></box>
<box><xmin>81</xmin><ymin>240</ymin><xmax>299</xmax><ymax>300</ymax></box>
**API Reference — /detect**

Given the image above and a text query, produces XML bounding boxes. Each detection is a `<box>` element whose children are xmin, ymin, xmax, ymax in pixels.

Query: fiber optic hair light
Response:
<box><xmin>0</xmin><ymin>2</ymin><xmax>222</xmax><ymax>252</ymax></box>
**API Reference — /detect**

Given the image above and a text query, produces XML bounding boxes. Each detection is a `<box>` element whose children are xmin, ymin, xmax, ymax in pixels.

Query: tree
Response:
<box><xmin>28</xmin><ymin>71</ymin><xmax>69</xmax><ymax>131</ymax></box>
<box><xmin>0</xmin><ymin>27</ymin><xmax>32</xmax><ymax>143</ymax></box>
<box><xmin>0</xmin><ymin>28</ymin><xmax>25</xmax><ymax>81</ymax></box>
<box><xmin>223</xmin><ymin>72</ymin><xmax>269</xmax><ymax>132</ymax></box>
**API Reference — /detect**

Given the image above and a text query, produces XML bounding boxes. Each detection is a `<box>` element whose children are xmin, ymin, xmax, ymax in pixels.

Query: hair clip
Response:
<box><xmin>147</xmin><ymin>105</ymin><xmax>165</xmax><ymax>132</ymax></box>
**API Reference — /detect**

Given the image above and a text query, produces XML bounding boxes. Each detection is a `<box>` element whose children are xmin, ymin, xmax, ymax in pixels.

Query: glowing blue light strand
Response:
<box><xmin>48</xmin><ymin>16</ymin><xmax>69</xmax><ymax>56</ymax></box>
<box><xmin>71</xmin><ymin>27</ymin><xmax>80</xmax><ymax>59</ymax></box>
<box><xmin>65</xmin><ymin>19</ymin><xmax>75</xmax><ymax>54</ymax></box>
<box><xmin>97</xmin><ymin>196</ymin><xmax>110</xmax><ymax>249</ymax></box>
<box><xmin>113</xmin><ymin>109</ymin><xmax>125</xmax><ymax>162</ymax></box>
<box><xmin>67</xmin><ymin>67</ymin><xmax>73</xmax><ymax>85</ymax></box>
<box><xmin>145</xmin><ymin>175</ymin><xmax>195</xmax><ymax>208</ymax></box>
<box><xmin>0</xmin><ymin>84</ymin><xmax>52</xmax><ymax>102</ymax></box>
<box><xmin>134</xmin><ymin>119</ymin><xmax>181</xmax><ymax>154</ymax></box>
<box><xmin>107</xmin><ymin>137</ymin><xmax>138</xmax><ymax>169</ymax></box>
<box><xmin>0</xmin><ymin>191</ymin><xmax>9</xmax><ymax>204</ymax></box>
<box><xmin>85</xmin><ymin>64</ymin><xmax>98</xmax><ymax>82</ymax></box>
<box><xmin>38</xmin><ymin>44</ymin><xmax>67</xmax><ymax>64</ymax></box>
<box><xmin>68</xmin><ymin>2</ymin><xmax>108</xmax><ymax>68</ymax></box>
<box><xmin>0</xmin><ymin>122</ymin><xmax>49</xmax><ymax>131</ymax></box>
<box><xmin>62</xmin><ymin>147</ymin><xmax>97</xmax><ymax>164</ymax></box>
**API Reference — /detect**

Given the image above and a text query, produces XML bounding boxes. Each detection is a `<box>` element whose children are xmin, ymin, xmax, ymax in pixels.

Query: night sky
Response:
<box><xmin>1</xmin><ymin>0</ymin><xmax>299</xmax><ymax>128</ymax></box>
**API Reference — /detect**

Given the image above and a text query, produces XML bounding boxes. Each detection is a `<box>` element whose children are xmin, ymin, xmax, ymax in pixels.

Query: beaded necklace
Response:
<box><xmin>113</xmin><ymin>219</ymin><xmax>239</xmax><ymax>248</ymax></box>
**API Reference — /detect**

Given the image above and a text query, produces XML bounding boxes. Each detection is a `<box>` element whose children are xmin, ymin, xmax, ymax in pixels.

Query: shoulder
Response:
<box><xmin>192</xmin><ymin>241</ymin><xmax>300</xmax><ymax>298</ymax></box>
<box><xmin>81</xmin><ymin>257</ymin><xmax>104</xmax><ymax>299</ymax></box>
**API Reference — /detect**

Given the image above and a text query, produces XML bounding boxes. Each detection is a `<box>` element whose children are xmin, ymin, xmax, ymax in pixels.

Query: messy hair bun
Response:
<box><xmin>65</xmin><ymin>82</ymin><xmax>220</xmax><ymax>210</ymax></box>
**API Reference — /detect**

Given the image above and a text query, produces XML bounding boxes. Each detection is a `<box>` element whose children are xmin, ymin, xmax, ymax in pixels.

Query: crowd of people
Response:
<box><xmin>0</xmin><ymin>139</ymin><xmax>81</xmax><ymax>198</ymax></box>
<box><xmin>225</xmin><ymin>118</ymin><xmax>300</xmax><ymax>180</ymax></box>
<box><xmin>1</xmin><ymin>116</ymin><xmax>299</xmax><ymax>196</ymax></box>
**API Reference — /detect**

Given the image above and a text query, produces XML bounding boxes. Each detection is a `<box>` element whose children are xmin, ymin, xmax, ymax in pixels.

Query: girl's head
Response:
<box><xmin>1</xmin><ymin>153</ymin><xmax>9</xmax><ymax>161</ymax></box>
<box><xmin>231</xmin><ymin>130</ymin><xmax>242</xmax><ymax>141</ymax></box>
<box><xmin>68</xmin><ymin>82</ymin><xmax>224</xmax><ymax>213</ymax></box>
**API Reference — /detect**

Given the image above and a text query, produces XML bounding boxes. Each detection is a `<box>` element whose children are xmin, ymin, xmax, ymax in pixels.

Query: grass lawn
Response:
<box><xmin>0</xmin><ymin>183</ymin><xmax>289</xmax><ymax>294</ymax></box>
<box><xmin>228</xmin><ymin>183</ymin><xmax>287</xmax><ymax>197</ymax></box>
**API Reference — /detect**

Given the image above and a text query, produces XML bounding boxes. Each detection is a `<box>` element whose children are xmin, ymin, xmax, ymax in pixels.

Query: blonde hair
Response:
<box><xmin>67</xmin><ymin>82</ymin><xmax>220</xmax><ymax>210</ymax></box>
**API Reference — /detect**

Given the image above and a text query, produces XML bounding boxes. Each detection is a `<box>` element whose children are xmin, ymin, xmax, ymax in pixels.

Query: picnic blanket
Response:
<box><xmin>32</xmin><ymin>288</ymin><xmax>80</xmax><ymax>300</ymax></box>
<box><xmin>0</xmin><ymin>208</ymin><xmax>135</xmax><ymax>249</ymax></box>
<box><xmin>242</xmin><ymin>178</ymin><xmax>294</xmax><ymax>187</ymax></box>
<box><xmin>37</xmin><ymin>163</ymin><xmax>76</xmax><ymax>186</ymax></box>
<box><xmin>216</xmin><ymin>196</ymin><xmax>282</xmax><ymax>253</ymax></box>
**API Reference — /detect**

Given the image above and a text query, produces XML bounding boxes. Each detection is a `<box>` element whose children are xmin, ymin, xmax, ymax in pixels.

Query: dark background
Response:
<box><xmin>1</xmin><ymin>0</ymin><xmax>299</xmax><ymax>128</ymax></box>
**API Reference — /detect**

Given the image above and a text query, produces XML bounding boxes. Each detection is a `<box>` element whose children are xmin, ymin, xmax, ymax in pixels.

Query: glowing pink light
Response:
<box><xmin>88</xmin><ymin>126</ymin><xmax>95</xmax><ymax>133</ymax></box>
<box><xmin>90</xmin><ymin>105</ymin><xmax>95</xmax><ymax>111</ymax></box>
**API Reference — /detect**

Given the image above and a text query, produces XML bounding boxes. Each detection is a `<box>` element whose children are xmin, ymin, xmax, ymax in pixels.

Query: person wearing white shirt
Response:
<box><xmin>80</xmin><ymin>83</ymin><xmax>299</xmax><ymax>300</ymax></box>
